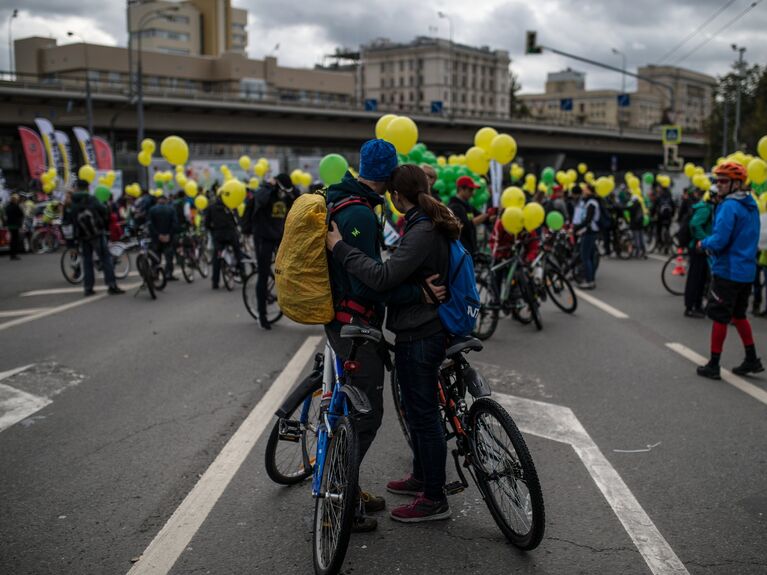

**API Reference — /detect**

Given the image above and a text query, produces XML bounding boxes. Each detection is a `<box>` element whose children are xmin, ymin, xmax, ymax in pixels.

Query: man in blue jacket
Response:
<box><xmin>697</xmin><ymin>162</ymin><xmax>763</xmax><ymax>379</ymax></box>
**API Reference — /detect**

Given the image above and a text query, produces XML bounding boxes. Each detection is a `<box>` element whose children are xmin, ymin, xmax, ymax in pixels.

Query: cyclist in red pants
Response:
<box><xmin>696</xmin><ymin>162</ymin><xmax>763</xmax><ymax>379</ymax></box>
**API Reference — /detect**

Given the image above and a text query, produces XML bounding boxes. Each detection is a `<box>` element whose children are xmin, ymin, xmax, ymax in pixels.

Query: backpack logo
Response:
<box><xmin>467</xmin><ymin>305</ymin><xmax>479</xmax><ymax>319</ymax></box>
<box><xmin>351</xmin><ymin>227</ymin><xmax>361</xmax><ymax>237</ymax></box>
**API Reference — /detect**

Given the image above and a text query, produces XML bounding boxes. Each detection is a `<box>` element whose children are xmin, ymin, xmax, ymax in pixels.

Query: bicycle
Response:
<box><xmin>661</xmin><ymin>247</ymin><xmax>689</xmax><ymax>296</ymax></box>
<box><xmin>176</xmin><ymin>232</ymin><xmax>209</xmax><ymax>283</ymax></box>
<box><xmin>242</xmin><ymin>267</ymin><xmax>283</xmax><ymax>325</ymax></box>
<box><xmin>134</xmin><ymin>230</ymin><xmax>166</xmax><ymax>300</ymax></box>
<box><xmin>60</xmin><ymin>240</ymin><xmax>131</xmax><ymax>284</ymax></box>
<box><xmin>31</xmin><ymin>219</ymin><xmax>64</xmax><ymax>254</ymax></box>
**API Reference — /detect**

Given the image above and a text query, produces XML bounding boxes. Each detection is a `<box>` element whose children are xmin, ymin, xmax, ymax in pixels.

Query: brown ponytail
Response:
<box><xmin>388</xmin><ymin>164</ymin><xmax>461</xmax><ymax>240</ymax></box>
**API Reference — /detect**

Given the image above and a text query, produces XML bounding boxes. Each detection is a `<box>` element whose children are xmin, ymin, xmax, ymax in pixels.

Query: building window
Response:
<box><xmin>380</xmin><ymin>77</ymin><xmax>385</xmax><ymax>88</ymax></box>
<box><xmin>232</xmin><ymin>33</ymin><xmax>246</xmax><ymax>43</ymax></box>
<box><xmin>380</xmin><ymin>63</ymin><xmax>386</xmax><ymax>73</ymax></box>
<box><xmin>409</xmin><ymin>91</ymin><xmax>414</xmax><ymax>102</ymax></box>
<box><xmin>156</xmin><ymin>47</ymin><xmax>190</xmax><ymax>55</ymax></box>
<box><xmin>168</xmin><ymin>14</ymin><xmax>190</xmax><ymax>25</ymax></box>
<box><xmin>409</xmin><ymin>76</ymin><xmax>413</xmax><ymax>86</ymax></box>
<box><xmin>232</xmin><ymin>22</ymin><xmax>246</xmax><ymax>32</ymax></box>
<box><xmin>399</xmin><ymin>61</ymin><xmax>404</xmax><ymax>71</ymax></box>
<box><xmin>399</xmin><ymin>77</ymin><xmax>404</xmax><ymax>87</ymax></box>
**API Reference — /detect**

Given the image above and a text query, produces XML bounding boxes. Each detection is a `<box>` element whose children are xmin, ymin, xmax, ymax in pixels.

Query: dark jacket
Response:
<box><xmin>205</xmin><ymin>198</ymin><xmax>238</xmax><ymax>242</ymax></box>
<box><xmin>4</xmin><ymin>201</ymin><xmax>24</xmax><ymax>229</ymax></box>
<box><xmin>701</xmin><ymin>191</ymin><xmax>759</xmax><ymax>283</ymax></box>
<box><xmin>71</xmin><ymin>192</ymin><xmax>108</xmax><ymax>240</ymax></box>
<box><xmin>688</xmin><ymin>200</ymin><xmax>713</xmax><ymax>247</ymax></box>
<box><xmin>149</xmin><ymin>202</ymin><xmax>178</xmax><ymax>237</ymax></box>
<box><xmin>251</xmin><ymin>182</ymin><xmax>297</xmax><ymax>241</ymax></box>
<box><xmin>326</xmin><ymin>172</ymin><xmax>420</xmax><ymax>326</ymax></box>
<box><xmin>448</xmin><ymin>196</ymin><xmax>476</xmax><ymax>256</ymax></box>
<box><xmin>333</xmin><ymin>207</ymin><xmax>449</xmax><ymax>341</ymax></box>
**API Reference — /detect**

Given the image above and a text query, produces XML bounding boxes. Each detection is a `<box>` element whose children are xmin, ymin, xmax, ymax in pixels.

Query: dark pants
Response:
<box><xmin>602</xmin><ymin>226</ymin><xmax>613</xmax><ymax>256</ymax></box>
<box><xmin>9</xmin><ymin>228</ymin><xmax>22</xmax><ymax>258</ymax></box>
<box><xmin>752</xmin><ymin>266</ymin><xmax>767</xmax><ymax>311</ymax></box>
<box><xmin>152</xmin><ymin>236</ymin><xmax>175</xmax><ymax>277</ymax></box>
<box><xmin>395</xmin><ymin>332</ymin><xmax>447</xmax><ymax>502</ymax></box>
<box><xmin>684</xmin><ymin>250</ymin><xmax>709</xmax><ymax>312</ymax></box>
<box><xmin>211</xmin><ymin>236</ymin><xmax>241</xmax><ymax>287</ymax></box>
<box><xmin>580</xmin><ymin>231</ymin><xmax>598</xmax><ymax>283</ymax></box>
<box><xmin>325</xmin><ymin>326</ymin><xmax>385</xmax><ymax>465</ymax></box>
<box><xmin>81</xmin><ymin>235</ymin><xmax>116</xmax><ymax>292</ymax></box>
<box><xmin>255</xmin><ymin>238</ymin><xmax>278</xmax><ymax>317</ymax></box>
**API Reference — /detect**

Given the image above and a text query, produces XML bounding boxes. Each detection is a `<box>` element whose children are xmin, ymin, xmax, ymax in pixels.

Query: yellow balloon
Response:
<box><xmin>474</xmin><ymin>127</ymin><xmax>498</xmax><ymax>153</ymax></box>
<box><xmin>184</xmin><ymin>180</ymin><xmax>198</xmax><ymax>198</ymax></box>
<box><xmin>126</xmin><ymin>184</ymin><xmax>141</xmax><ymax>198</ymax></box>
<box><xmin>238</xmin><ymin>155</ymin><xmax>251</xmax><ymax>171</ymax></box>
<box><xmin>176</xmin><ymin>173</ymin><xmax>187</xmax><ymax>187</ymax></box>
<box><xmin>522</xmin><ymin>202</ymin><xmax>545</xmax><ymax>232</ymax></box>
<box><xmin>747</xmin><ymin>158</ymin><xmax>767</xmax><ymax>185</ymax></box>
<box><xmin>160</xmin><ymin>135</ymin><xmax>189</xmax><ymax>166</ymax></box>
<box><xmin>465</xmin><ymin>146</ymin><xmax>490</xmax><ymax>176</ymax></box>
<box><xmin>194</xmin><ymin>195</ymin><xmax>208</xmax><ymax>210</ymax></box>
<box><xmin>221</xmin><ymin>179</ymin><xmax>246</xmax><ymax>210</ymax></box>
<box><xmin>759</xmin><ymin>193</ymin><xmax>767</xmax><ymax>214</ymax></box>
<box><xmin>501</xmin><ymin>207</ymin><xmax>524</xmax><ymax>235</ymax></box>
<box><xmin>43</xmin><ymin>182</ymin><xmax>55</xmax><ymax>194</ymax></box>
<box><xmin>537</xmin><ymin>182</ymin><xmax>548</xmax><ymax>193</ymax></box>
<box><xmin>290</xmin><ymin>169</ymin><xmax>303</xmax><ymax>185</ymax></box>
<box><xmin>254</xmin><ymin>163</ymin><xmax>267</xmax><ymax>177</ymax></box>
<box><xmin>152</xmin><ymin>188</ymin><xmax>164</xmax><ymax>198</ymax></box>
<box><xmin>138</xmin><ymin>150</ymin><xmax>152</xmax><ymax>167</ymax></box>
<box><xmin>437</xmin><ymin>156</ymin><xmax>447</xmax><ymax>167</ymax></box>
<box><xmin>256</xmin><ymin>157</ymin><xmax>269</xmax><ymax>169</ymax></box>
<box><xmin>523</xmin><ymin>174</ymin><xmax>537</xmax><ymax>194</ymax></box>
<box><xmin>385</xmin><ymin>191</ymin><xmax>403</xmax><ymax>217</ymax></box>
<box><xmin>78</xmin><ymin>164</ymin><xmax>96</xmax><ymax>183</ymax></box>
<box><xmin>683</xmin><ymin>162</ymin><xmax>695</xmax><ymax>178</ymax></box>
<box><xmin>384</xmin><ymin>116</ymin><xmax>418</xmax><ymax>154</ymax></box>
<box><xmin>141</xmin><ymin>138</ymin><xmax>156</xmax><ymax>154</ymax></box>
<box><xmin>237</xmin><ymin>203</ymin><xmax>246</xmax><ymax>217</ymax></box>
<box><xmin>500</xmin><ymin>186</ymin><xmax>526</xmax><ymax>209</ymax></box>
<box><xmin>488</xmin><ymin>133</ymin><xmax>517</xmax><ymax>164</ymax></box>
<box><xmin>758</xmin><ymin>135</ymin><xmax>767</xmax><ymax>162</ymax></box>
<box><xmin>301</xmin><ymin>172</ymin><xmax>313</xmax><ymax>187</ymax></box>
<box><xmin>595</xmin><ymin>177</ymin><xmax>614</xmax><ymax>197</ymax></box>
<box><xmin>248</xmin><ymin>177</ymin><xmax>260</xmax><ymax>189</ymax></box>
<box><xmin>176</xmin><ymin>164</ymin><xmax>185</xmax><ymax>173</ymax></box>
<box><xmin>657</xmin><ymin>174</ymin><xmax>671</xmax><ymax>188</ymax></box>
<box><xmin>584</xmin><ymin>171</ymin><xmax>595</xmax><ymax>184</ymax></box>
<box><xmin>566</xmin><ymin>169</ymin><xmax>577</xmax><ymax>184</ymax></box>
<box><xmin>577</xmin><ymin>163</ymin><xmax>587</xmax><ymax>174</ymax></box>
<box><xmin>448</xmin><ymin>154</ymin><xmax>460</xmax><ymax>166</ymax></box>
<box><xmin>555</xmin><ymin>171</ymin><xmax>567</xmax><ymax>185</ymax></box>
<box><xmin>375</xmin><ymin>114</ymin><xmax>398</xmax><ymax>140</ymax></box>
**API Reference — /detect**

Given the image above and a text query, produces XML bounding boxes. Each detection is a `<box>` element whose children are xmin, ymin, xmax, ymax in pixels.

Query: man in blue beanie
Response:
<box><xmin>324</xmin><ymin>139</ymin><xmax>436</xmax><ymax>532</ymax></box>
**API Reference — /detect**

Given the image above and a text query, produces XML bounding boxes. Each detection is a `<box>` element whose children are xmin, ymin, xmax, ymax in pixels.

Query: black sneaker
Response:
<box><xmin>696</xmin><ymin>363</ymin><xmax>721</xmax><ymax>380</ymax></box>
<box><xmin>167</xmin><ymin>276</ymin><xmax>179</xmax><ymax>282</ymax></box>
<box><xmin>732</xmin><ymin>358</ymin><xmax>765</xmax><ymax>376</ymax></box>
<box><xmin>108</xmin><ymin>286</ymin><xmax>125</xmax><ymax>295</ymax></box>
<box><xmin>684</xmin><ymin>309</ymin><xmax>706</xmax><ymax>319</ymax></box>
<box><xmin>211</xmin><ymin>285</ymin><xmax>219</xmax><ymax>290</ymax></box>
<box><xmin>83</xmin><ymin>289</ymin><xmax>96</xmax><ymax>297</ymax></box>
<box><xmin>259</xmin><ymin>318</ymin><xmax>272</xmax><ymax>331</ymax></box>
<box><xmin>360</xmin><ymin>490</ymin><xmax>386</xmax><ymax>513</ymax></box>
<box><xmin>351</xmin><ymin>514</ymin><xmax>378</xmax><ymax>533</ymax></box>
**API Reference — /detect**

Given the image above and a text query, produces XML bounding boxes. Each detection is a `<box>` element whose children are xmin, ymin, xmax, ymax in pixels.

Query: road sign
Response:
<box><xmin>364</xmin><ymin>99</ymin><xmax>377</xmax><ymax>112</ymax></box>
<box><xmin>617</xmin><ymin>93</ymin><xmax>630</xmax><ymax>108</ymax></box>
<box><xmin>560</xmin><ymin>98</ymin><xmax>573</xmax><ymax>112</ymax></box>
<box><xmin>661</xmin><ymin>125</ymin><xmax>682</xmax><ymax>145</ymax></box>
<box><xmin>430</xmin><ymin>100</ymin><xmax>443</xmax><ymax>114</ymax></box>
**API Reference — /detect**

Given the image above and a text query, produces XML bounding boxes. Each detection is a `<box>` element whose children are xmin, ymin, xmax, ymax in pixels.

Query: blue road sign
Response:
<box><xmin>364</xmin><ymin>99</ymin><xmax>378</xmax><ymax>112</ymax></box>
<box><xmin>431</xmin><ymin>100</ymin><xmax>444</xmax><ymax>114</ymax></box>
<box><xmin>617</xmin><ymin>94</ymin><xmax>630</xmax><ymax>108</ymax></box>
<box><xmin>560</xmin><ymin>98</ymin><xmax>573</xmax><ymax>112</ymax></box>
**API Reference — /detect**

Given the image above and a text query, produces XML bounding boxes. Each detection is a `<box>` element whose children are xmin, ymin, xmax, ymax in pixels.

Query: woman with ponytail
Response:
<box><xmin>326</xmin><ymin>163</ymin><xmax>460</xmax><ymax>524</ymax></box>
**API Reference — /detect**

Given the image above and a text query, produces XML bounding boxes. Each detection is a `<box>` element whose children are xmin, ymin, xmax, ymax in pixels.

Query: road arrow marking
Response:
<box><xmin>0</xmin><ymin>365</ymin><xmax>51</xmax><ymax>434</ymax></box>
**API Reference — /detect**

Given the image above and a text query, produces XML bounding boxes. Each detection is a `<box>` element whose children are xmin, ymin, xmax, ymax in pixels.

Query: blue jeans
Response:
<box><xmin>81</xmin><ymin>234</ymin><xmax>116</xmax><ymax>292</ymax></box>
<box><xmin>580</xmin><ymin>231</ymin><xmax>598</xmax><ymax>283</ymax></box>
<box><xmin>395</xmin><ymin>331</ymin><xmax>447</xmax><ymax>502</ymax></box>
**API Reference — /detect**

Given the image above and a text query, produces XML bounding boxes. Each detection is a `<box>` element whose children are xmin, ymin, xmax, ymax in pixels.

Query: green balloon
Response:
<box><xmin>318</xmin><ymin>153</ymin><xmax>348</xmax><ymax>186</ymax></box>
<box><xmin>408</xmin><ymin>147</ymin><xmax>424</xmax><ymax>163</ymax></box>
<box><xmin>94</xmin><ymin>185</ymin><xmax>111</xmax><ymax>204</ymax></box>
<box><xmin>433</xmin><ymin>179</ymin><xmax>446</xmax><ymax>194</ymax></box>
<box><xmin>422</xmin><ymin>151</ymin><xmax>437</xmax><ymax>165</ymax></box>
<box><xmin>541</xmin><ymin>167</ymin><xmax>555</xmax><ymax>185</ymax></box>
<box><xmin>643</xmin><ymin>172</ymin><xmax>654</xmax><ymax>185</ymax></box>
<box><xmin>545</xmin><ymin>210</ymin><xmax>564</xmax><ymax>231</ymax></box>
<box><xmin>643</xmin><ymin>214</ymin><xmax>650</xmax><ymax>227</ymax></box>
<box><xmin>397</xmin><ymin>153</ymin><xmax>408</xmax><ymax>165</ymax></box>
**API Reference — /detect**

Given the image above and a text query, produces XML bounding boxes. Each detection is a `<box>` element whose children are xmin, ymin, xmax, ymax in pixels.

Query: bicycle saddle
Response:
<box><xmin>446</xmin><ymin>335</ymin><xmax>483</xmax><ymax>357</ymax></box>
<box><xmin>340</xmin><ymin>324</ymin><xmax>383</xmax><ymax>344</ymax></box>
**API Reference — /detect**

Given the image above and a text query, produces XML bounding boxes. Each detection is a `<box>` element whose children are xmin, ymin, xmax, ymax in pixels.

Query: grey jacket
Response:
<box><xmin>332</xmin><ymin>208</ymin><xmax>450</xmax><ymax>342</ymax></box>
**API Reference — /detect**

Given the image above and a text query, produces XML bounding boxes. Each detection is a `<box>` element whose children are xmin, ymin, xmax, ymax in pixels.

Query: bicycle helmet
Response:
<box><xmin>713</xmin><ymin>161</ymin><xmax>747</xmax><ymax>182</ymax></box>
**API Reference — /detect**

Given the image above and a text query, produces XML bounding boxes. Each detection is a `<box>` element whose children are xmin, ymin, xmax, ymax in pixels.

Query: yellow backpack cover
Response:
<box><xmin>275</xmin><ymin>193</ymin><xmax>335</xmax><ymax>324</ymax></box>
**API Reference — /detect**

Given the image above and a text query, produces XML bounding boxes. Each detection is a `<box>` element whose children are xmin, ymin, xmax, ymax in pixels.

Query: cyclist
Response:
<box><xmin>206</xmin><ymin>192</ymin><xmax>242</xmax><ymax>290</ymax></box>
<box><xmin>148</xmin><ymin>195</ymin><xmax>179</xmax><ymax>281</ymax></box>
<box><xmin>250</xmin><ymin>173</ymin><xmax>298</xmax><ymax>330</ymax></box>
<box><xmin>4</xmin><ymin>193</ymin><xmax>24</xmax><ymax>260</ymax></box>
<box><xmin>572</xmin><ymin>183</ymin><xmax>600</xmax><ymax>289</ymax></box>
<box><xmin>326</xmin><ymin>163</ymin><xmax>453</xmax><ymax>523</ymax></box>
<box><xmin>652</xmin><ymin>181</ymin><xmax>676</xmax><ymax>254</ymax></box>
<box><xmin>696</xmin><ymin>162</ymin><xmax>763</xmax><ymax>379</ymax></box>
<box><xmin>323</xmin><ymin>140</ymin><xmax>444</xmax><ymax>531</ymax></box>
<box><xmin>448</xmin><ymin>176</ymin><xmax>489</xmax><ymax>260</ymax></box>
<box><xmin>627</xmin><ymin>194</ymin><xmax>646</xmax><ymax>258</ymax></box>
<box><xmin>683</xmin><ymin>188</ymin><xmax>716</xmax><ymax>318</ymax></box>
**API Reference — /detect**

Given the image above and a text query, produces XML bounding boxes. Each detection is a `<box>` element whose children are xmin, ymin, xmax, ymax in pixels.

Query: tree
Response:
<box><xmin>705</xmin><ymin>62</ymin><xmax>767</xmax><ymax>163</ymax></box>
<box><xmin>509</xmin><ymin>71</ymin><xmax>529</xmax><ymax>119</ymax></box>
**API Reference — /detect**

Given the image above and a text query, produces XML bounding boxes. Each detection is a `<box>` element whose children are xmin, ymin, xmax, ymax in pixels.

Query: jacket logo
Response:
<box><xmin>351</xmin><ymin>227</ymin><xmax>361</xmax><ymax>237</ymax></box>
<box><xmin>467</xmin><ymin>305</ymin><xmax>479</xmax><ymax>318</ymax></box>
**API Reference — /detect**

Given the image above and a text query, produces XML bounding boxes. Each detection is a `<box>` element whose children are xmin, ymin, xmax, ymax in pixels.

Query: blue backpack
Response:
<box><xmin>433</xmin><ymin>240</ymin><xmax>481</xmax><ymax>337</ymax></box>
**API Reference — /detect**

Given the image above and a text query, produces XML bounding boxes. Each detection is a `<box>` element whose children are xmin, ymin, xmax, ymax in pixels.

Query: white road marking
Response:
<box><xmin>127</xmin><ymin>335</ymin><xmax>323</xmax><ymax>575</ymax></box>
<box><xmin>0</xmin><ymin>308</ymin><xmax>51</xmax><ymax>318</ymax></box>
<box><xmin>0</xmin><ymin>283</ymin><xmax>140</xmax><ymax>332</ymax></box>
<box><xmin>0</xmin><ymin>364</ymin><xmax>51</xmax><ymax>434</ymax></box>
<box><xmin>573</xmin><ymin>289</ymin><xmax>630</xmax><ymax>319</ymax></box>
<box><xmin>22</xmin><ymin>286</ymin><xmax>107</xmax><ymax>296</ymax></box>
<box><xmin>495</xmin><ymin>393</ymin><xmax>688</xmax><ymax>575</ymax></box>
<box><xmin>665</xmin><ymin>342</ymin><xmax>767</xmax><ymax>406</ymax></box>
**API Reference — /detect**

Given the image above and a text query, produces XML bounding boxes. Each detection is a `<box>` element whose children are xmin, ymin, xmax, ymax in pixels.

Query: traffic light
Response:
<box><xmin>525</xmin><ymin>31</ymin><xmax>541</xmax><ymax>54</ymax></box>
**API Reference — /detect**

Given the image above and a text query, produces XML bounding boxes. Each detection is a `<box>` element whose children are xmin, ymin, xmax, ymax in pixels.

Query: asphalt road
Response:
<box><xmin>0</xmin><ymin>251</ymin><xmax>765</xmax><ymax>575</ymax></box>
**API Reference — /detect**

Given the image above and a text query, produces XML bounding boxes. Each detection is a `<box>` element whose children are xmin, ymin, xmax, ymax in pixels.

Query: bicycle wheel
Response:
<box><xmin>112</xmin><ymin>251</ymin><xmax>131</xmax><ymax>280</ymax></box>
<box><xmin>616</xmin><ymin>231</ymin><xmax>633</xmax><ymax>260</ymax></box>
<box><xmin>222</xmin><ymin>261</ymin><xmax>234</xmax><ymax>291</ymax></box>
<box><xmin>137</xmin><ymin>254</ymin><xmax>156</xmax><ymax>300</ymax></box>
<box><xmin>242</xmin><ymin>271</ymin><xmax>259</xmax><ymax>320</ymax></box>
<box><xmin>661</xmin><ymin>252</ymin><xmax>686</xmax><ymax>296</ymax></box>
<box><xmin>263</xmin><ymin>270</ymin><xmax>283</xmax><ymax>324</ymax></box>
<box><xmin>473</xmin><ymin>274</ymin><xmax>499</xmax><ymax>341</ymax></box>
<box><xmin>518</xmin><ymin>274</ymin><xmax>542</xmax><ymax>331</ymax></box>
<box><xmin>31</xmin><ymin>230</ymin><xmax>48</xmax><ymax>254</ymax></box>
<box><xmin>152</xmin><ymin>265</ymin><xmax>167</xmax><ymax>291</ymax></box>
<box><xmin>390</xmin><ymin>366</ymin><xmax>413</xmax><ymax>452</ymax></box>
<box><xmin>197</xmin><ymin>248</ymin><xmax>210</xmax><ymax>278</ymax></box>
<box><xmin>313</xmin><ymin>416</ymin><xmax>359</xmax><ymax>575</ymax></box>
<box><xmin>469</xmin><ymin>397</ymin><xmax>545</xmax><ymax>550</ymax></box>
<box><xmin>544</xmin><ymin>266</ymin><xmax>577</xmax><ymax>313</ymax></box>
<box><xmin>60</xmin><ymin>248</ymin><xmax>84</xmax><ymax>284</ymax></box>
<box><xmin>265</xmin><ymin>385</ymin><xmax>322</xmax><ymax>485</ymax></box>
<box><xmin>181</xmin><ymin>253</ymin><xmax>195</xmax><ymax>283</ymax></box>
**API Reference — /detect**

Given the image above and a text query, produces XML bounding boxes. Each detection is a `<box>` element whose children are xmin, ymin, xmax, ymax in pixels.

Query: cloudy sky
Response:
<box><xmin>3</xmin><ymin>0</ymin><xmax>765</xmax><ymax>93</ymax></box>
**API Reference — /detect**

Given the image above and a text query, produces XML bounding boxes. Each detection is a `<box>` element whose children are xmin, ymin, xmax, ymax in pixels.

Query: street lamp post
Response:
<box><xmin>437</xmin><ymin>11</ymin><xmax>453</xmax><ymax>119</ymax></box>
<box><xmin>732</xmin><ymin>44</ymin><xmax>746</xmax><ymax>151</ymax></box>
<box><xmin>8</xmin><ymin>9</ymin><xmax>18</xmax><ymax>80</ymax></box>
<box><xmin>611</xmin><ymin>47</ymin><xmax>626</xmax><ymax>94</ymax></box>
<box><xmin>67</xmin><ymin>31</ymin><xmax>93</xmax><ymax>136</ymax></box>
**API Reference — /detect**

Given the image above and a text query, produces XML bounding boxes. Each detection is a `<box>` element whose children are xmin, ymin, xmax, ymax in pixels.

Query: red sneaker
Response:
<box><xmin>386</xmin><ymin>474</ymin><xmax>424</xmax><ymax>496</ymax></box>
<box><xmin>390</xmin><ymin>495</ymin><xmax>451</xmax><ymax>523</ymax></box>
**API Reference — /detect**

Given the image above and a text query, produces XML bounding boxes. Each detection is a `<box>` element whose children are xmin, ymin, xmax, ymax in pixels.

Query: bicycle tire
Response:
<box><xmin>222</xmin><ymin>261</ymin><xmax>234</xmax><ymax>291</ymax></box>
<box><xmin>31</xmin><ymin>230</ymin><xmax>48</xmax><ymax>254</ymax></box>
<box><xmin>242</xmin><ymin>270</ymin><xmax>283</xmax><ymax>324</ymax></box>
<box><xmin>137</xmin><ymin>254</ymin><xmax>156</xmax><ymax>300</ymax></box>
<box><xmin>181</xmin><ymin>254</ymin><xmax>195</xmax><ymax>283</ymax></box>
<box><xmin>389</xmin><ymin>366</ymin><xmax>413</xmax><ymax>452</ymax></box>
<box><xmin>544</xmin><ymin>266</ymin><xmax>577</xmax><ymax>314</ymax></box>
<box><xmin>518</xmin><ymin>274</ymin><xmax>542</xmax><ymax>331</ymax></box>
<box><xmin>473</xmin><ymin>275</ymin><xmax>499</xmax><ymax>341</ymax></box>
<box><xmin>197</xmin><ymin>249</ymin><xmax>210</xmax><ymax>278</ymax></box>
<box><xmin>661</xmin><ymin>253</ymin><xmax>686</xmax><ymax>296</ymax></box>
<box><xmin>312</xmin><ymin>416</ymin><xmax>359</xmax><ymax>575</ymax></box>
<box><xmin>153</xmin><ymin>265</ymin><xmax>167</xmax><ymax>291</ymax></box>
<box><xmin>265</xmin><ymin>384</ymin><xmax>322</xmax><ymax>485</ymax></box>
<box><xmin>60</xmin><ymin>248</ymin><xmax>83</xmax><ymax>284</ymax></box>
<box><xmin>616</xmin><ymin>231</ymin><xmax>633</xmax><ymax>260</ymax></box>
<box><xmin>112</xmin><ymin>252</ymin><xmax>131</xmax><ymax>280</ymax></box>
<box><xmin>469</xmin><ymin>397</ymin><xmax>545</xmax><ymax>550</ymax></box>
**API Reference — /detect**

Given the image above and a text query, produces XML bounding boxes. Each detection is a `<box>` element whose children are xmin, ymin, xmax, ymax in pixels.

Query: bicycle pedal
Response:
<box><xmin>278</xmin><ymin>419</ymin><xmax>301</xmax><ymax>442</ymax></box>
<box><xmin>444</xmin><ymin>481</ymin><xmax>465</xmax><ymax>496</ymax></box>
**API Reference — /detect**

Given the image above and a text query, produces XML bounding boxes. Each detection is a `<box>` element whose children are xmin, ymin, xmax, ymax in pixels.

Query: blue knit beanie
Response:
<box><xmin>358</xmin><ymin>139</ymin><xmax>398</xmax><ymax>182</ymax></box>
